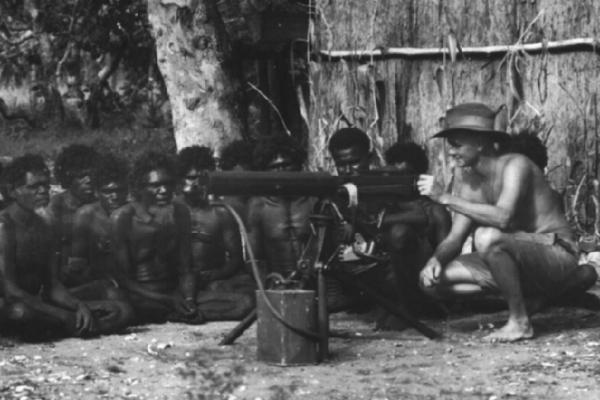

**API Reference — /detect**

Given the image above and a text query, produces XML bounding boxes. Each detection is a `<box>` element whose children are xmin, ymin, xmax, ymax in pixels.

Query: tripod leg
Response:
<box><xmin>219</xmin><ymin>309</ymin><xmax>257</xmax><ymax>345</ymax></box>
<box><xmin>317</xmin><ymin>267</ymin><xmax>329</xmax><ymax>361</ymax></box>
<box><xmin>331</xmin><ymin>270</ymin><xmax>442</xmax><ymax>339</ymax></box>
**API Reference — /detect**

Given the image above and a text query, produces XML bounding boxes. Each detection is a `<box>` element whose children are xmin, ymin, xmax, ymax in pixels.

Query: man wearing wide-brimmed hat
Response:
<box><xmin>417</xmin><ymin>102</ymin><xmax>597</xmax><ymax>342</ymax></box>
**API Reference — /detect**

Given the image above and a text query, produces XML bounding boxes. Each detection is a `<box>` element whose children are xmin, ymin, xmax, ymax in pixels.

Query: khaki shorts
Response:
<box><xmin>452</xmin><ymin>232</ymin><xmax>578</xmax><ymax>295</ymax></box>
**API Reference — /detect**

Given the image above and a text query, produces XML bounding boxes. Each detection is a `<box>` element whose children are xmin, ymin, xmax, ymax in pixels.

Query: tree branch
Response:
<box><xmin>316</xmin><ymin>37</ymin><xmax>600</xmax><ymax>60</ymax></box>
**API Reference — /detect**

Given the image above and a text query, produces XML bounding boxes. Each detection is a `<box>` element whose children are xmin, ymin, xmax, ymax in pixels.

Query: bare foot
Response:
<box><xmin>484</xmin><ymin>319</ymin><xmax>534</xmax><ymax>342</ymax></box>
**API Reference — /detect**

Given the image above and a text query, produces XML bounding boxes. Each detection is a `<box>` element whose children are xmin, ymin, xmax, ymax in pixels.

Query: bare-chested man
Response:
<box><xmin>175</xmin><ymin>146</ymin><xmax>253</xmax><ymax>320</ymax></box>
<box><xmin>247</xmin><ymin>136</ymin><xmax>317</xmax><ymax>282</ymax></box>
<box><xmin>67</xmin><ymin>153</ymin><xmax>130</xmax><ymax>300</ymax></box>
<box><xmin>0</xmin><ymin>154</ymin><xmax>131</xmax><ymax>338</ymax></box>
<box><xmin>418</xmin><ymin>102</ymin><xmax>597</xmax><ymax>341</ymax></box>
<box><xmin>111</xmin><ymin>151</ymin><xmax>201</xmax><ymax>324</ymax></box>
<box><xmin>45</xmin><ymin>144</ymin><xmax>99</xmax><ymax>285</ymax></box>
<box><xmin>382</xmin><ymin>142</ymin><xmax>451</xmax><ymax>315</ymax></box>
<box><xmin>327</xmin><ymin>129</ymin><xmax>450</xmax><ymax>318</ymax></box>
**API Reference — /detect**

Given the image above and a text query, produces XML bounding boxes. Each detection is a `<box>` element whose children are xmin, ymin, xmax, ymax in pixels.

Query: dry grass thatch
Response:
<box><xmin>308</xmin><ymin>0</ymin><xmax>600</xmax><ymax>239</ymax></box>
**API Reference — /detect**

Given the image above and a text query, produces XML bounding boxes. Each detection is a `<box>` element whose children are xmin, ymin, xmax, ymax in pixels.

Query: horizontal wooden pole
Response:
<box><xmin>315</xmin><ymin>37</ymin><xmax>600</xmax><ymax>60</ymax></box>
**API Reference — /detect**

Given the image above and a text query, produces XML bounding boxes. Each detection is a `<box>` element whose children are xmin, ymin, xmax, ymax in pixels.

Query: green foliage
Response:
<box><xmin>0</xmin><ymin>0</ymin><xmax>154</xmax><ymax>84</ymax></box>
<box><xmin>0</xmin><ymin>124</ymin><xmax>176</xmax><ymax>166</ymax></box>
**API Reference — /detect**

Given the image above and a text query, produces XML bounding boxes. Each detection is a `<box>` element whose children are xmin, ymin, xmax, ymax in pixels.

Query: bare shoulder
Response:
<box><xmin>502</xmin><ymin>153</ymin><xmax>535</xmax><ymax>172</ymax></box>
<box><xmin>110</xmin><ymin>203</ymin><xmax>135</xmax><ymax>224</ymax></box>
<box><xmin>211</xmin><ymin>201</ymin><xmax>234</xmax><ymax>219</ymax></box>
<box><xmin>74</xmin><ymin>202</ymin><xmax>99</xmax><ymax>221</ymax></box>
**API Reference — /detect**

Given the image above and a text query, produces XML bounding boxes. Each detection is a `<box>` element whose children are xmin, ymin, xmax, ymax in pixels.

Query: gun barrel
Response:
<box><xmin>205</xmin><ymin>171</ymin><xmax>339</xmax><ymax>196</ymax></box>
<box><xmin>204</xmin><ymin>171</ymin><xmax>418</xmax><ymax>198</ymax></box>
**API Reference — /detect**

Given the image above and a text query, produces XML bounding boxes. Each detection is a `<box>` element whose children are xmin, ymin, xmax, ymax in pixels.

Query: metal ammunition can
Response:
<box><xmin>256</xmin><ymin>290</ymin><xmax>318</xmax><ymax>365</ymax></box>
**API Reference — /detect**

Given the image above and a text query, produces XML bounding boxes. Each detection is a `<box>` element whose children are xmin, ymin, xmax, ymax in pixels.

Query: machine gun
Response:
<box><xmin>201</xmin><ymin>169</ymin><xmax>418</xmax><ymax>199</ymax></box>
<box><xmin>212</xmin><ymin>170</ymin><xmax>441</xmax><ymax>362</ymax></box>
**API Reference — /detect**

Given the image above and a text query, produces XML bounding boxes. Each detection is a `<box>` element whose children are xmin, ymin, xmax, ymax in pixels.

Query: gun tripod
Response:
<box><xmin>219</xmin><ymin>211</ymin><xmax>442</xmax><ymax>359</ymax></box>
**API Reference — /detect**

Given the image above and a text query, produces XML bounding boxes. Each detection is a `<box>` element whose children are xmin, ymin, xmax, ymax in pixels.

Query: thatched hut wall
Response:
<box><xmin>309</xmin><ymin>0</ymin><xmax>600</xmax><ymax>194</ymax></box>
<box><xmin>310</xmin><ymin>0</ymin><xmax>518</xmax><ymax>177</ymax></box>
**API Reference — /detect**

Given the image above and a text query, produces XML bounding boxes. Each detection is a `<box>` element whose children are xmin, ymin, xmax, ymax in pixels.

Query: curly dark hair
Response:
<box><xmin>220</xmin><ymin>140</ymin><xmax>254</xmax><ymax>171</ymax></box>
<box><xmin>93</xmin><ymin>153</ymin><xmax>129</xmax><ymax>189</ymax></box>
<box><xmin>252</xmin><ymin>135</ymin><xmax>306</xmax><ymax>171</ymax></box>
<box><xmin>3</xmin><ymin>154</ymin><xmax>49</xmax><ymax>189</ymax></box>
<box><xmin>509</xmin><ymin>132</ymin><xmax>548</xmax><ymax>170</ymax></box>
<box><xmin>328</xmin><ymin>127</ymin><xmax>370</xmax><ymax>154</ymax></box>
<box><xmin>176</xmin><ymin>146</ymin><xmax>216</xmax><ymax>177</ymax></box>
<box><xmin>384</xmin><ymin>142</ymin><xmax>429</xmax><ymax>174</ymax></box>
<box><xmin>54</xmin><ymin>144</ymin><xmax>99</xmax><ymax>188</ymax></box>
<box><xmin>130</xmin><ymin>151</ymin><xmax>176</xmax><ymax>190</ymax></box>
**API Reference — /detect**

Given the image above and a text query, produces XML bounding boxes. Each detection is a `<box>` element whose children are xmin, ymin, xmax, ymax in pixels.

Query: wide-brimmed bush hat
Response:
<box><xmin>433</xmin><ymin>102</ymin><xmax>509</xmax><ymax>141</ymax></box>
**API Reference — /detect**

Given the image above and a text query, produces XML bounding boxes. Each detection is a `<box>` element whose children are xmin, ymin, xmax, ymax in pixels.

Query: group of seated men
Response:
<box><xmin>1</xmin><ymin>102</ymin><xmax>598</xmax><ymax>342</ymax></box>
<box><xmin>0</xmin><ymin>125</ymin><xmax>451</xmax><ymax>339</ymax></box>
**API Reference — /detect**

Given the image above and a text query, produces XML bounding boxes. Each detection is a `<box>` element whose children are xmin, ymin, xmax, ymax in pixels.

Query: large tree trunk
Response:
<box><xmin>147</xmin><ymin>0</ymin><xmax>243</xmax><ymax>153</ymax></box>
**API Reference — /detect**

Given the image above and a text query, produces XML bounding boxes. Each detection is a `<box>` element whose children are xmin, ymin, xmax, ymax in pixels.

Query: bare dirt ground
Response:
<box><xmin>2</xmin><ymin>293</ymin><xmax>600</xmax><ymax>400</ymax></box>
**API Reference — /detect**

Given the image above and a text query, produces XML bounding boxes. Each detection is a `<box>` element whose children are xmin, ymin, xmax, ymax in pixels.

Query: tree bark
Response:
<box><xmin>147</xmin><ymin>0</ymin><xmax>243</xmax><ymax>153</ymax></box>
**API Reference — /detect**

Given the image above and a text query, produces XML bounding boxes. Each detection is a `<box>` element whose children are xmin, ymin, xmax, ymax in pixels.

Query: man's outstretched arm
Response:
<box><xmin>419</xmin><ymin>157</ymin><xmax>529</xmax><ymax>230</ymax></box>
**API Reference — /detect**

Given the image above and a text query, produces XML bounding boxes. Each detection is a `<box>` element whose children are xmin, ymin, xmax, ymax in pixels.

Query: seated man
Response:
<box><xmin>66</xmin><ymin>153</ymin><xmax>131</xmax><ymax>300</ymax></box>
<box><xmin>45</xmin><ymin>144</ymin><xmax>99</xmax><ymax>285</ymax></box>
<box><xmin>327</xmin><ymin>130</ymin><xmax>450</xmax><ymax>319</ymax></box>
<box><xmin>325</xmin><ymin>128</ymin><xmax>379</xmax><ymax>312</ymax></box>
<box><xmin>247</xmin><ymin>135</ymin><xmax>318</xmax><ymax>283</ymax></box>
<box><xmin>175</xmin><ymin>146</ymin><xmax>253</xmax><ymax>319</ymax></box>
<box><xmin>111</xmin><ymin>151</ymin><xmax>202</xmax><ymax>324</ymax></box>
<box><xmin>382</xmin><ymin>142</ymin><xmax>451</xmax><ymax>313</ymax></box>
<box><xmin>0</xmin><ymin>154</ymin><xmax>132</xmax><ymax>338</ymax></box>
<box><xmin>418</xmin><ymin>102</ymin><xmax>597</xmax><ymax>341</ymax></box>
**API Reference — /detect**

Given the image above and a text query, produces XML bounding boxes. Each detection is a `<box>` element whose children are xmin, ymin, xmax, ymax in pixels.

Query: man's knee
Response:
<box><xmin>473</xmin><ymin>227</ymin><xmax>504</xmax><ymax>253</ymax></box>
<box><xmin>6</xmin><ymin>302</ymin><xmax>34</xmax><ymax>322</ymax></box>
<box><xmin>114</xmin><ymin>300</ymin><xmax>135</xmax><ymax>328</ymax></box>
<box><xmin>105</xmin><ymin>286</ymin><xmax>129</xmax><ymax>302</ymax></box>
<box><xmin>386</xmin><ymin>223</ymin><xmax>417</xmax><ymax>251</ymax></box>
<box><xmin>88</xmin><ymin>300</ymin><xmax>135</xmax><ymax>331</ymax></box>
<box><xmin>418</xmin><ymin>258</ymin><xmax>473</xmax><ymax>299</ymax></box>
<box><xmin>569</xmin><ymin>264</ymin><xmax>598</xmax><ymax>293</ymax></box>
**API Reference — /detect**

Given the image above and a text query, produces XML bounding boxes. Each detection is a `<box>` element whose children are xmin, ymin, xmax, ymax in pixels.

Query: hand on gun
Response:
<box><xmin>417</xmin><ymin>174</ymin><xmax>446</xmax><ymax>203</ymax></box>
<box><xmin>338</xmin><ymin>233</ymin><xmax>369</xmax><ymax>262</ymax></box>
